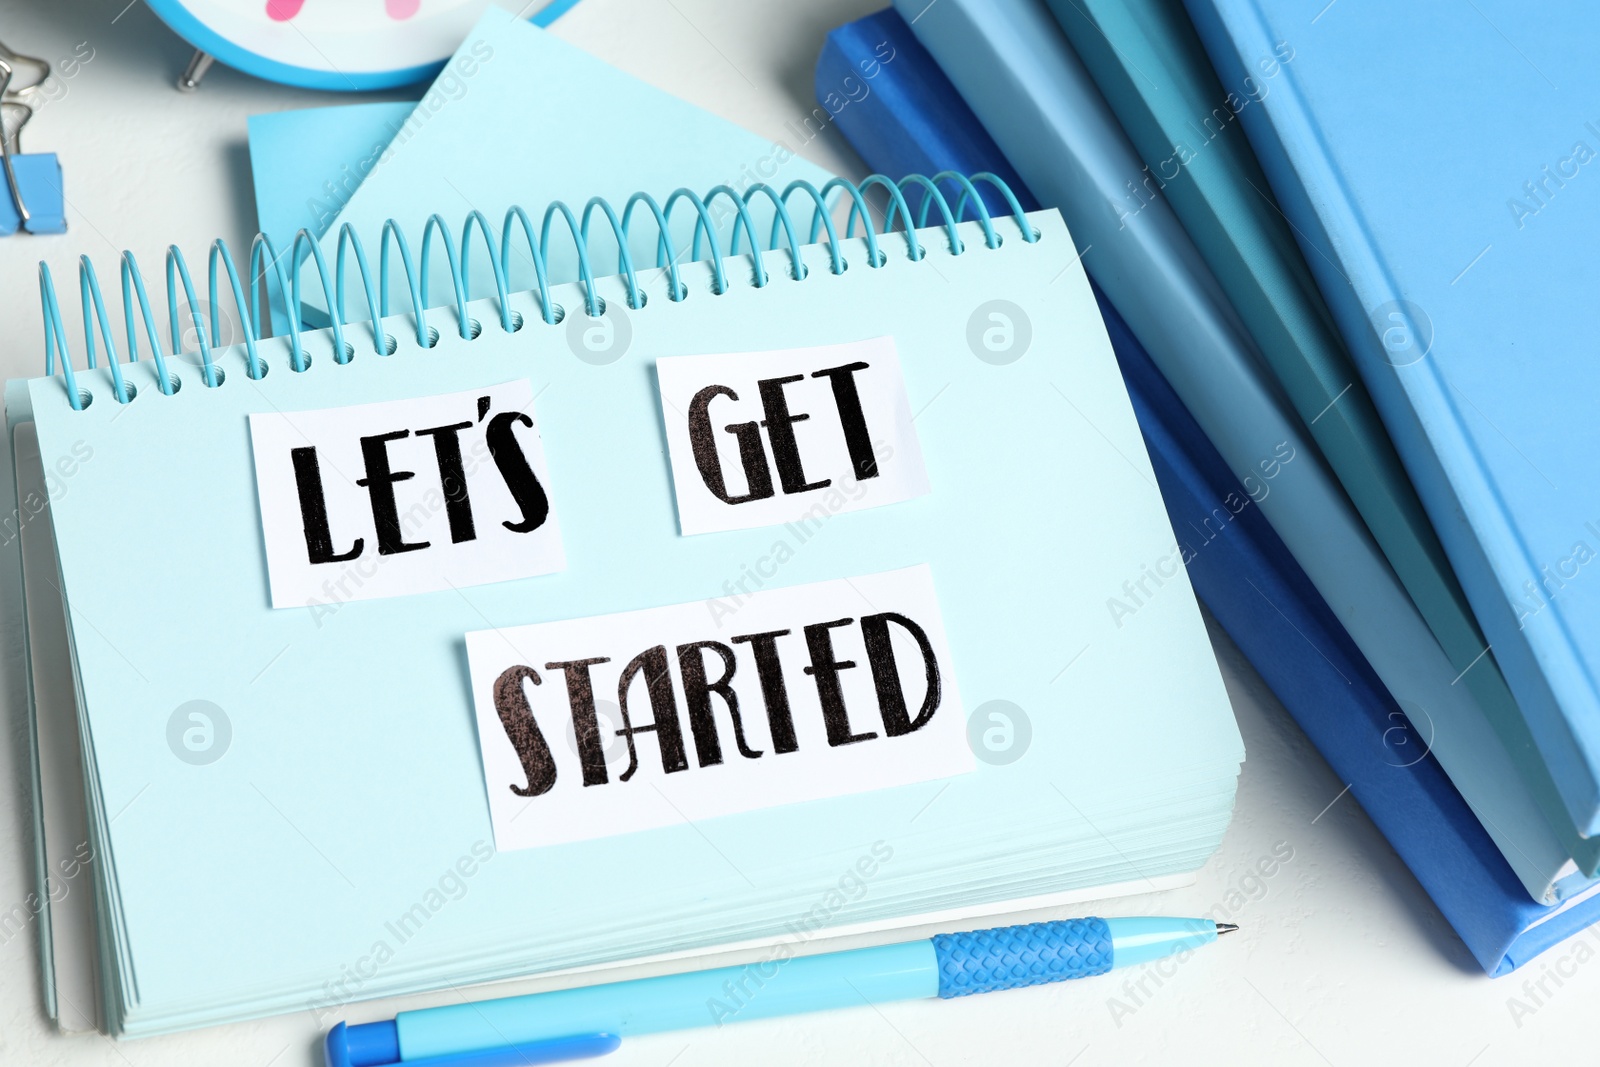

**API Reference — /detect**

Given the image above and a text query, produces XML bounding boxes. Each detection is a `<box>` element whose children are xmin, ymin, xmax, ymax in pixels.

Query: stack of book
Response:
<box><xmin>814</xmin><ymin>0</ymin><xmax>1600</xmax><ymax>975</ymax></box>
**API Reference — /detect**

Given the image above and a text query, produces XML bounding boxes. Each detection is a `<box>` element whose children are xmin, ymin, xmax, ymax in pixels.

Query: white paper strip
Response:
<box><xmin>465</xmin><ymin>565</ymin><xmax>972</xmax><ymax>849</ymax></box>
<box><xmin>248</xmin><ymin>381</ymin><xmax>564</xmax><ymax>608</ymax></box>
<box><xmin>656</xmin><ymin>337</ymin><xmax>932</xmax><ymax>535</ymax></box>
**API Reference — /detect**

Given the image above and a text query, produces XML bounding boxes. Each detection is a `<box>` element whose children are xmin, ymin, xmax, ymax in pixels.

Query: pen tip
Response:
<box><xmin>1215</xmin><ymin>922</ymin><xmax>1240</xmax><ymax>936</ymax></box>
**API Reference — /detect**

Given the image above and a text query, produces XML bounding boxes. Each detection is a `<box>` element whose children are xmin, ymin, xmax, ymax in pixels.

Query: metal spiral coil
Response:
<box><xmin>38</xmin><ymin>172</ymin><xmax>1034</xmax><ymax>410</ymax></box>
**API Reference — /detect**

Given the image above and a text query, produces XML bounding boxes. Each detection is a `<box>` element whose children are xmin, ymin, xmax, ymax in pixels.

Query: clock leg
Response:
<box><xmin>177</xmin><ymin>50</ymin><xmax>216</xmax><ymax>93</ymax></box>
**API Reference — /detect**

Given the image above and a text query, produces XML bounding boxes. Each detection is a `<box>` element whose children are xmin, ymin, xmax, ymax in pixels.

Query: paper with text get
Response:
<box><xmin>656</xmin><ymin>337</ymin><xmax>932</xmax><ymax>535</ymax></box>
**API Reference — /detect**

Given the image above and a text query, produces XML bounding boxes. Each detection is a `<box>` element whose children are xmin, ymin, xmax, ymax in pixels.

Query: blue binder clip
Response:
<box><xmin>0</xmin><ymin>51</ymin><xmax>66</xmax><ymax>236</ymax></box>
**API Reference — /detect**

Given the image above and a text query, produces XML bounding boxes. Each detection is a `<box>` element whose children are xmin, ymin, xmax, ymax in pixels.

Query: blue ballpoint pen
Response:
<box><xmin>325</xmin><ymin>916</ymin><xmax>1235</xmax><ymax>1066</ymax></box>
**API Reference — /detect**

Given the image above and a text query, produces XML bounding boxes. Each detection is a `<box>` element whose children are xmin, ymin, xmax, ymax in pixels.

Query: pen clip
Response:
<box><xmin>324</xmin><ymin>1022</ymin><xmax>619</xmax><ymax>1067</ymax></box>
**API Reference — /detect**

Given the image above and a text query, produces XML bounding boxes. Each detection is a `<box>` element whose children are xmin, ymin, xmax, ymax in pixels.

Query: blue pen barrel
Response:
<box><xmin>397</xmin><ymin>942</ymin><xmax>939</xmax><ymax>1060</ymax></box>
<box><xmin>1103</xmin><ymin>916</ymin><xmax>1219</xmax><ymax>968</ymax></box>
<box><xmin>374</xmin><ymin>917</ymin><xmax>1219</xmax><ymax>1062</ymax></box>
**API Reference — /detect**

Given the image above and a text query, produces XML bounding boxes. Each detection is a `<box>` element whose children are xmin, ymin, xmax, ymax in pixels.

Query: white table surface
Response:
<box><xmin>0</xmin><ymin>1</ymin><xmax>1594</xmax><ymax>1063</ymax></box>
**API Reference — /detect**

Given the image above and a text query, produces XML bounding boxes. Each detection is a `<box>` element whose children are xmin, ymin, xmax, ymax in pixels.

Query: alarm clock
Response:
<box><xmin>147</xmin><ymin>0</ymin><xmax>568</xmax><ymax>91</ymax></box>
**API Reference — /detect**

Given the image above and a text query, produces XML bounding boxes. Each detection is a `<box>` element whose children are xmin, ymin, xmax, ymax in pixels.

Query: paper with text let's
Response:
<box><xmin>248</xmin><ymin>381</ymin><xmax>563</xmax><ymax>608</ymax></box>
<box><xmin>464</xmin><ymin>565</ymin><xmax>972</xmax><ymax>850</ymax></box>
<box><xmin>656</xmin><ymin>337</ymin><xmax>931</xmax><ymax>535</ymax></box>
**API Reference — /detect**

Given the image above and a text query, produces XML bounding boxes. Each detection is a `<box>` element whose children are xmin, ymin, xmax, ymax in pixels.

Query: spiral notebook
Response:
<box><xmin>4</xmin><ymin>176</ymin><xmax>1243</xmax><ymax>1036</ymax></box>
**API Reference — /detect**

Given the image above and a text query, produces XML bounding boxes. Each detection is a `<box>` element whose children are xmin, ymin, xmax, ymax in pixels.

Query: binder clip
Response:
<box><xmin>0</xmin><ymin>44</ymin><xmax>66</xmax><ymax>236</ymax></box>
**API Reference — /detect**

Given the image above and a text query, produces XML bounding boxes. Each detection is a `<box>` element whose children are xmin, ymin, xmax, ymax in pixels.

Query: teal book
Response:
<box><xmin>1047</xmin><ymin>0</ymin><xmax>1594</xmax><ymax>871</ymax></box>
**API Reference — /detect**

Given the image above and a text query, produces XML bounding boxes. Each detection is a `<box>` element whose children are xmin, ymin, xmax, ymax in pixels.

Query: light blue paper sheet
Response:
<box><xmin>301</xmin><ymin>8</ymin><xmax>835</xmax><ymax>319</ymax></box>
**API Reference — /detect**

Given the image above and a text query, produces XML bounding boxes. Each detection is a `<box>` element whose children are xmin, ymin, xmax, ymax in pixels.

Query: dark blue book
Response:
<box><xmin>816</xmin><ymin>6</ymin><xmax>1586</xmax><ymax>976</ymax></box>
<box><xmin>817</xmin><ymin>12</ymin><xmax>1036</xmax><ymax>217</ymax></box>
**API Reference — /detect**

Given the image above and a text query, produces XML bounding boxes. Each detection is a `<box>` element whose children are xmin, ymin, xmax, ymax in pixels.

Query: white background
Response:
<box><xmin>0</xmin><ymin>0</ymin><xmax>1595</xmax><ymax>1063</ymax></box>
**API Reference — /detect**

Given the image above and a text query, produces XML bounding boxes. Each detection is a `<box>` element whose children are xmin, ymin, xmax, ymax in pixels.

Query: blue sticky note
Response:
<box><xmin>248</xmin><ymin>102</ymin><xmax>416</xmax><ymax>332</ymax></box>
<box><xmin>248</xmin><ymin>102</ymin><xmax>415</xmax><ymax>260</ymax></box>
<box><xmin>0</xmin><ymin>153</ymin><xmax>65</xmax><ymax>235</ymax></box>
<box><xmin>302</xmin><ymin>8</ymin><xmax>835</xmax><ymax>318</ymax></box>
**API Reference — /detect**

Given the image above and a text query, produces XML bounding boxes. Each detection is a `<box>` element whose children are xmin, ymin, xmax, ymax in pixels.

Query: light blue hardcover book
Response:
<box><xmin>6</xmin><ymin>178</ymin><xmax>1242</xmax><ymax>1034</ymax></box>
<box><xmin>895</xmin><ymin>0</ymin><xmax>1594</xmax><ymax>902</ymax></box>
<box><xmin>1046</xmin><ymin>0</ymin><xmax>1597</xmax><ymax>874</ymax></box>
<box><xmin>1184</xmin><ymin>0</ymin><xmax>1600</xmax><ymax>836</ymax></box>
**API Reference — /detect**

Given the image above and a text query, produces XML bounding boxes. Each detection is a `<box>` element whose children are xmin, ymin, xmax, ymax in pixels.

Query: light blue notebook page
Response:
<box><xmin>0</xmin><ymin>391</ymin><xmax>54</xmax><ymax>1015</ymax></box>
<box><xmin>300</xmin><ymin>7</ymin><xmax>833</xmax><ymax>321</ymax></box>
<box><xmin>1184</xmin><ymin>0</ymin><xmax>1600</xmax><ymax>837</ymax></box>
<box><xmin>25</xmin><ymin>207</ymin><xmax>1242</xmax><ymax>1033</ymax></box>
<box><xmin>896</xmin><ymin>0</ymin><xmax>1588</xmax><ymax>902</ymax></box>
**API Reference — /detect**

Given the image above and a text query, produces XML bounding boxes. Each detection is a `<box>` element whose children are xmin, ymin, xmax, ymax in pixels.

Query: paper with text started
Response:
<box><xmin>464</xmin><ymin>565</ymin><xmax>972</xmax><ymax>849</ymax></box>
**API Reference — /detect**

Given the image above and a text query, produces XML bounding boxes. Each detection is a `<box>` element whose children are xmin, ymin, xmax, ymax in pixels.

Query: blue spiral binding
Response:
<box><xmin>37</xmin><ymin>174</ymin><xmax>1035</xmax><ymax>411</ymax></box>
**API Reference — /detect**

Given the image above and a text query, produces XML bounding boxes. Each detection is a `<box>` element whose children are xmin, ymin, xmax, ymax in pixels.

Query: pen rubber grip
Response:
<box><xmin>931</xmin><ymin>918</ymin><xmax>1113</xmax><ymax>997</ymax></box>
